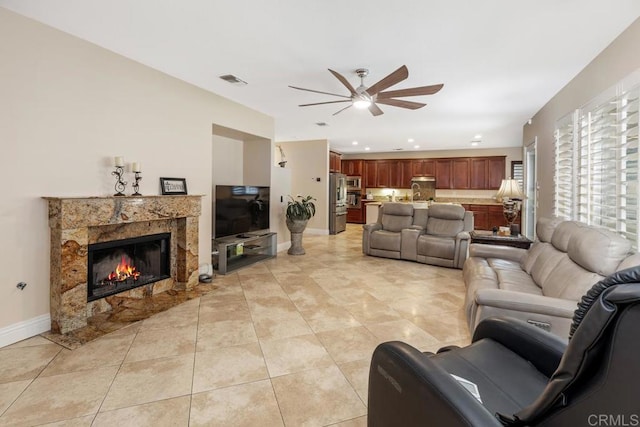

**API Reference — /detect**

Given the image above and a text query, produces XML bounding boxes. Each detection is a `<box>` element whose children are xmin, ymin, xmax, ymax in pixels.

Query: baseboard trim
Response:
<box><xmin>277</xmin><ymin>242</ymin><xmax>290</xmax><ymax>253</ymax></box>
<box><xmin>0</xmin><ymin>314</ymin><xmax>51</xmax><ymax>348</ymax></box>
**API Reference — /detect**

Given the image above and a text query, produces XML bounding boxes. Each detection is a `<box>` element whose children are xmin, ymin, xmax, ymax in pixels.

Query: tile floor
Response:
<box><xmin>0</xmin><ymin>224</ymin><xmax>470</xmax><ymax>426</ymax></box>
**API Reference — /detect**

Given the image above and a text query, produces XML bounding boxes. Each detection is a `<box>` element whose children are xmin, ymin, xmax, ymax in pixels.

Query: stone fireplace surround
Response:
<box><xmin>45</xmin><ymin>195</ymin><xmax>202</xmax><ymax>336</ymax></box>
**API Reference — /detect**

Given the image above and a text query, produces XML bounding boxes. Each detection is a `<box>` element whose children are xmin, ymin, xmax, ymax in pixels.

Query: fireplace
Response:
<box><xmin>45</xmin><ymin>195</ymin><xmax>202</xmax><ymax>334</ymax></box>
<box><xmin>87</xmin><ymin>233</ymin><xmax>171</xmax><ymax>301</ymax></box>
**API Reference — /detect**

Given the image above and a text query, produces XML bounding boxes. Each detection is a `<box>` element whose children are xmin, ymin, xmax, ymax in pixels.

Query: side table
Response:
<box><xmin>469</xmin><ymin>230</ymin><xmax>533</xmax><ymax>250</ymax></box>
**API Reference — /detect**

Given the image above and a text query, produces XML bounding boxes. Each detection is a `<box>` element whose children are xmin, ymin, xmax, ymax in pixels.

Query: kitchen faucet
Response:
<box><xmin>411</xmin><ymin>182</ymin><xmax>421</xmax><ymax>202</ymax></box>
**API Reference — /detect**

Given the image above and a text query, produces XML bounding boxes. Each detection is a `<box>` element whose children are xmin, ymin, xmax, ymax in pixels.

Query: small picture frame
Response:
<box><xmin>159</xmin><ymin>177</ymin><xmax>188</xmax><ymax>195</ymax></box>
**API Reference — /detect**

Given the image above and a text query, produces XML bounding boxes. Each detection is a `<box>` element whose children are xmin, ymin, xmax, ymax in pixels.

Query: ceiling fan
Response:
<box><xmin>289</xmin><ymin>65</ymin><xmax>443</xmax><ymax>117</ymax></box>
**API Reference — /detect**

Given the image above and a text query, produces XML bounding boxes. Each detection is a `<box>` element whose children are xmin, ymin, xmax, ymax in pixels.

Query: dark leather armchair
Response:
<box><xmin>368</xmin><ymin>266</ymin><xmax>640</xmax><ymax>426</ymax></box>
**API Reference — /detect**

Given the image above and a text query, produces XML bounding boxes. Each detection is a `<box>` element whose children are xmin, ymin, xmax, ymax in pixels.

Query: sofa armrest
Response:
<box><xmin>469</xmin><ymin>244</ymin><xmax>527</xmax><ymax>263</ymax></box>
<box><xmin>472</xmin><ymin>317</ymin><xmax>566</xmax><ymax>378</ymax></box>
<box><xmin>408</xmin><ymin>225</ymin><xmax>424</xmax><ymax>231</ymax></box>
<box><xmin>401</xmin><ymin>228</ymin><xmax>422</xmax><ymax>261</ymax></box>
<box><xmin>363</xmin><ymin>223</ymin><xmax>382</xmax><ymax>255</ymax></box>
<box><xmin>456</xmin><ymin>231</ymin><xmax>471</xmax><ymax>242</ymax></box>
<box><xmin>369</xmin><ymin>341</ymin><xmax>502</xmax><ymax>427</ymax></box>
<box><xmin>364</xmin><ymin>223</ymin><xmax>382</xmax><ymax>232</ymax></box>
<box><xmin>475</xmin><ymin>289</ymin><xmax>578</xmax><ymax>318</ymax></box>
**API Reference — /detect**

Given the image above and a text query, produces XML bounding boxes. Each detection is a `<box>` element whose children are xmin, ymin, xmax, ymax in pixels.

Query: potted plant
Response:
<box><xmin>286</xmin><ymin>195</ymin><xmax>316</xmax><ymax>255</ymax></box>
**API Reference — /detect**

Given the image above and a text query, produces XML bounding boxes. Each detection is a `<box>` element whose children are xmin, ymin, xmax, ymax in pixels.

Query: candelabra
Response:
<box><xmin>132</xmin><ymin>171</ymin><xmax>142</xmax><ymax>196</ymax></box>
<box><xmin>111</xmin><ymin>166</ymin><xmax>126</xmax><ymax>196</ymax></box>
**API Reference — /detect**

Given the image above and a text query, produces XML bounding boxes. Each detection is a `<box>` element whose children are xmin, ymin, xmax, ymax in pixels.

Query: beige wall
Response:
<box><xmin>0</xmin><ymin>8</ymin><xmax>274</xmax><ymax>335</ymax></box>
<box><xmin>524</xmin><ymin>17</ymin><xmax>640</xmax><ymax>218</ymax></box>
<box><xmin>276</xmin><ymin>140</ymin><xmax>330</xmax><ymax>233</ymax></box>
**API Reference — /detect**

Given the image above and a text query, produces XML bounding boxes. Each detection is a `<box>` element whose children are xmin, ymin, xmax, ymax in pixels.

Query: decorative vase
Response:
<box><xmin>286</xmin><ymin>218</ymin><xmax>308</xmax><ymax>255</ymax></box>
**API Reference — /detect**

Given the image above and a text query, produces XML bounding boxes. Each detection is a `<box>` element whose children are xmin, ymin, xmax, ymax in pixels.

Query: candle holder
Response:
<box><xmin>132</xmin><ymin>172</ymin><xmax>142</xmax><ymax>196</ymax></box>
<box><xmin>111</xmin><ymin>166</ymin><xmax>127</xmax><ymax>196</ymax></box>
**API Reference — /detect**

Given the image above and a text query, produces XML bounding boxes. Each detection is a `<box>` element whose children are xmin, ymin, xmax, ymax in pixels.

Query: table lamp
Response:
<box><xmin>496</xmin><ymin>178</ymin><xmax>524</xmax><ymax>228</ymax></box>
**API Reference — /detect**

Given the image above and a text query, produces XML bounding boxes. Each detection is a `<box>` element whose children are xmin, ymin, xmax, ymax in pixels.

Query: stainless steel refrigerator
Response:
<box><xmin>329</xmin><ymin>173</ymin><xmax>347</xmax><ymax>234</ymax></box>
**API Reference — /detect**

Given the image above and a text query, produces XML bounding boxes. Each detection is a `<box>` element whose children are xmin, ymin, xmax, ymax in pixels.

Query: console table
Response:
<box><xmin>469</xmin><ymin>230</ymin><xmax>533</xmax><ymax>249</ymax></box>
<box><xmin>213</xmin><ymin>232</ymin><xmax>277</xmax><ymax>274</ymax></box>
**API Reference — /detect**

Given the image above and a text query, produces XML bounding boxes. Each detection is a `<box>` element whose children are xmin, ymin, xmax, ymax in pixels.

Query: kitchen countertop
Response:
<box><xmin>358</xmin><ymin>198</ymin><xmax>502</xmax><ymax>206</ymax></box>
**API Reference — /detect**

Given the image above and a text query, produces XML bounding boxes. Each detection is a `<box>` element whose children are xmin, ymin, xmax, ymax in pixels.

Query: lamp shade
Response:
<box><xmin>496</xmin><ymin>179</ymin><xmax>524</xmax><ymax>200</ymax></box>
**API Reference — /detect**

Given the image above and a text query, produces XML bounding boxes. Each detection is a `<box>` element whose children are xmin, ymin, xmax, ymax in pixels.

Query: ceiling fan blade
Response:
<box><xmin>377</xmin><ymin>84</ymin><xmax>444</xmax><ymax>99</ymax></box>
<box><xmin>368</xmin><ymin>103</ymin><xmax>384</xmax><ymax>116</ymax></box>
<box><xmin>288</xmin><ymin>85</ymin><xmax>351</xmax><ymax>99</ymax></box>
<box><xmin>328</xmin><ymin>69</ymin><xmax>356</xmax><ymax>95</ymax></box>
<box><xmin>299</xmin><ymin>100</ymin><xmax>351</xmax><ymax>107</ymax></box>
<box><xmin>332</xmin><ymin>104</ymin><xmax>353</xmax><ymax>116</ymax></box>
<box><xmin>365</xmin><ymin>65</ymin><xmax>409</xmax><ymax>96</ymax></box>
<box><xmin>376</xmin><ymin>98</ymin><xmax>426</xmax><ymax>110</ymax></box>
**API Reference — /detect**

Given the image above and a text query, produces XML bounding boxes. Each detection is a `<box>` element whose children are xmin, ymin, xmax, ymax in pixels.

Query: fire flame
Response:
<box><xmin>107</xmin><ymin>255</ymin><xmax>141</xmax><ymax>282</ymax></box>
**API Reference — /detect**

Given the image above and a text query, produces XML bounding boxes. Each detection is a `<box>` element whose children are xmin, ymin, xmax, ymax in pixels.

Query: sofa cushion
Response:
<box><xmin>521</xmin><ymin>242</ymin><xmax>548</xmax><ymax>274</ymax></box>
<box><xmin>380</xmin><ymin>203</ymin><xmax>414</xmax><ymax>232</ymax></box>
<box><xmin>550</xmin><ymin>221</ymin><xmax>583</xmax><ymax>252</ymax></box>
<box><xmin>418</xmin><ymin>234</ymin><xmax>455</xmax><ymax>259</ymax></box>
<box><xmin>370</xmin><ymin>230</ymin><xmax>402</xmax><ymax>252</ymax></box>
<box><xmin>412</xmin><ymin>208</ymin><xmax>429</xmax><ymax>229</ymax></box>
<box><xmin>537</xmin><ymin>217</ymin><xmax>563</xmax><ymax>243</ymax></box>
<box><xmin>568</xmin><ymin>227</ymin><xmax>631</xmax><ymax>276</ymax></box>
<box><xmin>541</xmin><ymin>256</ymin><xmax>602</xmax><ymax>300</ymax></box>
<box><xmin>529</xmin><ymin>245</ymin><xmax>564</xmax><ymax>286</ymax></box>
<box><xmin>429</xmin><ymin>204</ymin><xmax>465</xmax><ymax>220</ymax></box>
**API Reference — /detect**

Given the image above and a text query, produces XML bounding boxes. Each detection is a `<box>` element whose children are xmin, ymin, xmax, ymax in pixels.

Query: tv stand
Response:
<box><xmin>213</xmin><ymin>232</ymin><xmax>277</xmax><ymax>274</ymax></box>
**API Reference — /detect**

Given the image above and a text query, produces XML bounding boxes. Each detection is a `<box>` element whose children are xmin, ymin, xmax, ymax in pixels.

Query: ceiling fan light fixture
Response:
<box><xmin>353</xmin><ymin>99</ymin><xmax>371</xmax><ymax>109</ymax></box>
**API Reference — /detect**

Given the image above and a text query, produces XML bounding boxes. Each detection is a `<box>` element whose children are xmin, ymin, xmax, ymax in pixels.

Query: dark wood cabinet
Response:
<box><xmin>470</xmin><ymin>158</ymin><xmax>488</xmax><ymax>189</ymax></box>
<box><xmin>364</xmin><ymin>160</ymin><xmax>377</xmax><ymax>188</ymax></box>
<box><xmin>412</xmin><ymin>159</ymin><xmax>435</xmax><ymax>177</ymax></box>
<box><xmin>347</xmin><ymin>208</ymin><xmax>363</xmax><ymax>223</ymax></box>
<box><xmin>342</xmin><ymin>159</ymin><xmax>364</xmax><ymax>176</ymax></box>
<box><xmin>466</xmin><ymin>204</ymin><xmax>520</xmax><ymax>231</ymax></box>
<box><xmin>435</xmin><ymin>160</ymin><xmax>452</xmax><ymax>189</ymax></box>
<box><xmin>329</xmin><ymin>151</ymin><xmax>342</xmax><ymax>173</ymax></box>
<box><xmin>488</xmin><ymin>157</ymin><xmax>506</xmax><ymax>189</ymax></box>
<box><xmin>376</xmin><ymin>160</ymin><xmax>391</xmax><ymax>187</ymax></box>
<box><xmin>452</xmin><ymin>158</ymin><xmax>470</xmax><ymax>189</ymax></box>
<box><xmin>399</xmin><ymin>160</ymin><xmax>413</xmax><ymax>188</ymax></box>
<box><xmin>352</xmin><ymin>156</ymin><xmax>506</xmax><ymax>190</ymax></box>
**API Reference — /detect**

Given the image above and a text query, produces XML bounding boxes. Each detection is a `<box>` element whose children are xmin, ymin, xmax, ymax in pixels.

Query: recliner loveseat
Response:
<box><xmin>363</xmin><ymin>203</ymin><xmax>473</xmax><ymax>269</ymax></box>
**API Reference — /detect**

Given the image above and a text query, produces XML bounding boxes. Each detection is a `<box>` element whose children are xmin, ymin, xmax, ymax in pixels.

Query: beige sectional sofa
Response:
<box><xmin>463</xmin><ymin>217</ymin><xmax>640</xmax><ymax>338</ymax></box>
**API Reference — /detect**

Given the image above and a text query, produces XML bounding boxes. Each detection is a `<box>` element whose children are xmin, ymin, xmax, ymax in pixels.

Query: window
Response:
<box><xmin>553</xmin><ymin>71</ymin><xmax>640</xmax><ymax>248</ymax></box>
<box><xmin>511</xmin><ymin>161</ymin><xmax>524</xmax><ymax>190</ymax></box>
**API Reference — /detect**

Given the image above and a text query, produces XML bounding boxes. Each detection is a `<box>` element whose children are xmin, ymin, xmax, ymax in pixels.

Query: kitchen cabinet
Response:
<box><xmin>412</xmin><ymin>159</ymin><xmax>435</xmax><ymax>177</ymax></box>
<box><xmin>356</xmin><ymin>156</ymin><xmax>506</xmax><ymax>190</ymax></box>
<box><xmin>364</xmin><ymin>160</ymin><xmax>377</xmax><ymax>188</ymax></box>
<box><xmin>342</xmin><ymin>159</ymin><xmax>364</xmax><ymax>176</ymax></box>
<box><xmin>465</xmin><ymin>204</ymin><xmax>520</xmax><ymax>231</ymax></box>
<box><xmin>347</xmin><ymin>208</ymin><xmax>363</xmax><ymax>223</ymax></box>
<box><xmin>398</xmin><ymin>160</ymin><xmax>413</xmax><ymax>188</ymax></box>
<box><xmin>329</xmin><ymin>151</ymin><xmax>342</xmax><ymax>173</ymax></box>
<box><xmin>376</xmin><ymin>160</ymin><xmax>391</xmax><ymax>187</ymax></box>
<box><xmin>488</xmin><ymin>157</ymin><xmax>506</xmax><ymax>189</ymax></box>
<box><xmin>435</xmin><ymin>160</ymin><xmax>452</xmax><ymax>189</ymax></box>
<box><xmin>452</xmin><ymin>158</ymin><xmax>470</xmax><ymax>189</ymax></box>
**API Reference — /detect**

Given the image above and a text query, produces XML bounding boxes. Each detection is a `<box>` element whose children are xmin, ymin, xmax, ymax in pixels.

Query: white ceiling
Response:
<box><xmin>2</xmin><ymin>1</ymin><xmax>640</xmax><ymax>153</ymax></box>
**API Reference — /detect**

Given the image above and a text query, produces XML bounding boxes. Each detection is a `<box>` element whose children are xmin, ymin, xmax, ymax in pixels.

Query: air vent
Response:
<box><xmin>393</xmin><ymin>148</ymin><xmax>404</xmax><ymax>151</ymax></box>
<box><xmin>315</xmin><ymin>122</ymin><xmax>329</xmax><ymax>127</ymax></box>
<box><xmin>219</xmin><ymin>74</ymin><xmax>248</xmax><ymax>85</ymax></box>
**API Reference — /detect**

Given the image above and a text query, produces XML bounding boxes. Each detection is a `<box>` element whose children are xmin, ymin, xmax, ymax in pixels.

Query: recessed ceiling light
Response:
<box><xmin>471</xmin><ymin>141</ymin><xmax>479</xmax><ymax>146</ymax></box>
<box><xmin>474</xmin><ymin>134</ymin><xmax>482</xmax><ymax>139</ymax></box>
<box><xmin>414</xmin><ymin>145</ymin><xmax>420</xmax><ymax>149</ymax></box>
<box><xmin>408</xmin><ymin>138</ymin><xmax>414</xmax><ymax>143</ymax></box>
<box><xmin>219</xmin><ymin>74</ymin><xmax>248</xmax><ymax>85</ymax></box>
<box><xmin>352</xmin><ymin>141</ymin><xmax>358</xmax><ymax>145</ymax></box>
<box><xmin>364</xmin><ymin>147</ymin><xmax>371</xmax><ymax>151</ymax></box>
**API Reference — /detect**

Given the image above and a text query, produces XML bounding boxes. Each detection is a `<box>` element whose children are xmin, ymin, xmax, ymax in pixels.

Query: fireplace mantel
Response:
<box><xmin>44</xmin><ymin>195</ymin><xmax>202</xmax><ymax>334</ymax></box>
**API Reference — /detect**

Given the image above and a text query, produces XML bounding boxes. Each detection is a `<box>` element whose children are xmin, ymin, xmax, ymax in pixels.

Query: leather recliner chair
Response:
<box><xmin>363</xmin><ymin>203</ymin><xmax>426</xmax><ymax>260</ymax></box>
<box><xmin>368</xmin><ymin>266</ymin><xmax>640</xmax><ymax>426</ymax></box>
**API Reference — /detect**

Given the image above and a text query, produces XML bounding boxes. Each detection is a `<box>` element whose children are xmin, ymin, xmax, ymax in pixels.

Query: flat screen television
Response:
<box><xmin>215</xmin><ymin>185</ymin><xmax>270</xmax><ymax>238</ymax></box>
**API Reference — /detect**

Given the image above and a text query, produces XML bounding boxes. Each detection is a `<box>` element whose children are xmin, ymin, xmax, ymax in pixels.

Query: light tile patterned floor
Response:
<box><xmin>0</xmin><ymin>224</ymin><xmax>470</xmax><ymax>426</ymax></box>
